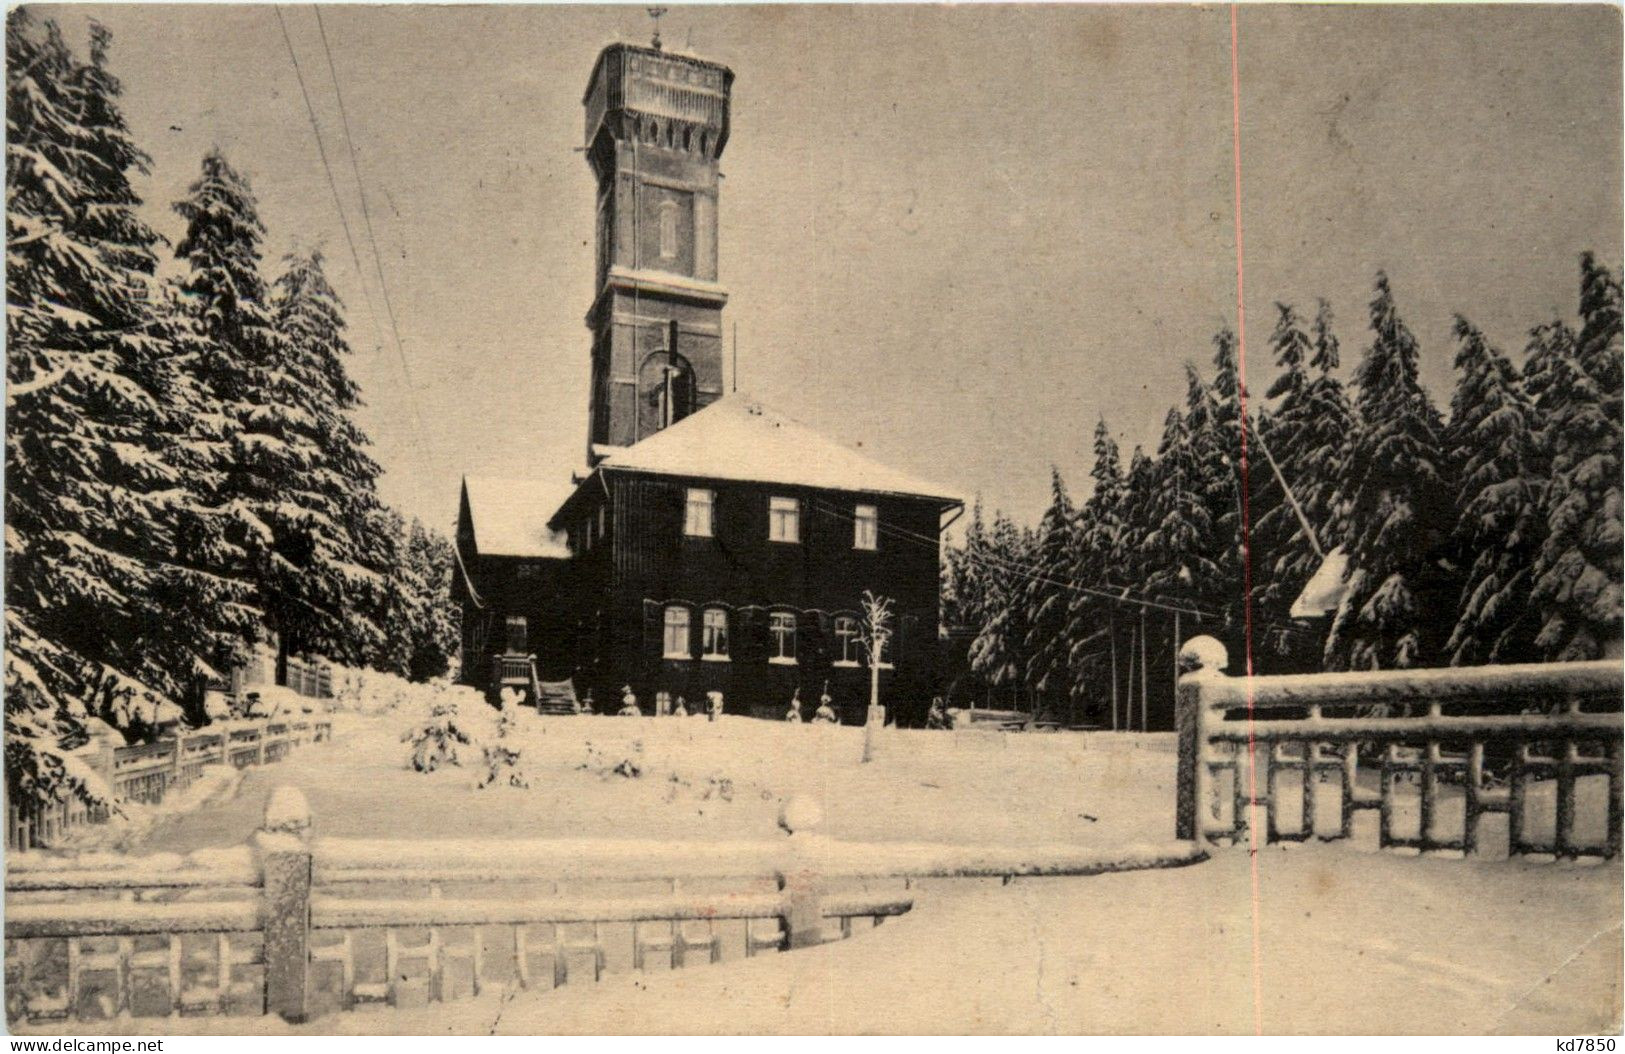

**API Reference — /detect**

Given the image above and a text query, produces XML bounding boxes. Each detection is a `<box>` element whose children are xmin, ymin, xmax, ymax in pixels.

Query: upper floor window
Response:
<box><xmin>685</xmin><ymin>488</ymin><xmax>714</xmax><ymax>537</ymax></box>
<box><xmin>854</xmin><ymin>504</ymin><xmax>878</xmax><ymax>550</ymax></box>
<box><xmin>769</xmin><ymin>496</ymin><xmax>800</xmax><ymax>543</ymax></box>
<box><xmin>663</xmin><ymin>605</ymin><xmax>691</xmax><ymax>659</ymax></box>
<box><xmin>659</xmin><ymin>200</ymin><xmax>679</xmax><ymax>259</ymax></box>
<box><xmin>702</xmin><ymin>608</ymin><xmax>729</xmax><ymax>659</ymax></box>
<box><xmin>834</xmin><ymin>615</ymin><xmax>861</xmax><ymax>665</ymax></box>
<box><xmin>505</xmin><ymin>615</ymin><xmax>528</xmax><ymax>654</ymax></box>
<box><xmin>769</xmin><ymin>612</ymin><xmax>797</xmax><ymax>664</ymax></box>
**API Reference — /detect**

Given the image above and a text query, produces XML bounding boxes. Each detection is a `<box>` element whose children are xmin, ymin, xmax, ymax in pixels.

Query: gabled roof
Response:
<box><xmin>461</xmin><ymin>475</ymin><xmax>575</xmax><ymax>559</ymax></box>
<box><xmin>591</xmin><ymin>393</ymin><xmax>963</xmax><ymax>505</ymax></box>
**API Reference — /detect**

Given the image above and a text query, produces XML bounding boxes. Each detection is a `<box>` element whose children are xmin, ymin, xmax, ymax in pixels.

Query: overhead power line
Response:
<box><xmin>311</xmin><ymin>5</ymin><xmax>427</xmax><ymax>437</ymax></box>
<box><xmin>803</xmin><ymin>494</ymin><xmax>1314</xmax><ymax>640</ymax></box>
<box><xmin>270</xmin><ymin>5</ymin><xmax>381</xmax><ymax>350</ymax></box>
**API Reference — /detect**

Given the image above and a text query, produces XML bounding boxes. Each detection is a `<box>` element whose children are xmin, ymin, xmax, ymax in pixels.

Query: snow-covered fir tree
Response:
<box><xmin>6</xmin><ymin>14</ymin><xmax>249</xmax><ymax>801</ymax></box>
<box><xmin>1529</xmin><ymin>254</ymin><xmax>1623</xmax><ymax>659</ymax></box>
<box><xmin>1444</xmin><ymin>315</ymin><xmax>1543</xmax><ymax>665</ymax></box>
<box><xmin>966</xmin><ymin>511</ymin><xmax>1035</xmax><ymax>704</ymax></box>
<box><xmin>374</xmin><ymin>512</ymin><xmax>460</xmax><ymax>681</ymax></box>
<box><xmin>1253</xmin><ymin>301</ymin><xmax>1352</xmax><ymax>653</ymax></box>
<box><xmin>942</xmin><ymin>498</ymin><xmax>987</xmax><ymax>635</ymax></box>
<box><xmin>1326</xmin><ymin>272</ymin><xmax>1455</xmax><ymax>670</ymax></box>
<box><xmin>174</xmin><ymin>152</ymin><xmax>375</xmax><ymax>680</ymax></box>
<box><xmin>1022</xmin><ymin>467</ymin><xmax>1077</xmax><ymax>710</ymax></box>
<box><xmin>1060</xmin><ymin>423</ymin><xmax>1124</xmax><ymax>695</ymax></box>
<box><xmin>1141</xmin><ymin>397</ymin><xmax>1221</xmax><ymax>609</ymax></box>
<box><xmin>268</xmin><ymin>248</ymin><xmax>392</xmax><ymax>664</ymax></box>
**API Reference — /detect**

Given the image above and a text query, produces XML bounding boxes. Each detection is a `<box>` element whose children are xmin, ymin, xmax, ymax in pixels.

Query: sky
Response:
<box><xmin>40</xmin><ymin>3</ymin><xmax>1625</xmax><ymax>534</ymax></box>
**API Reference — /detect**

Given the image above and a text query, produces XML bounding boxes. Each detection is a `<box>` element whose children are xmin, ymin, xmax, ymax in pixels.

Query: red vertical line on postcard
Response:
<box><xmin>1229</xmin><ymin>2</ymin><xmax>1265</xmax><ymax>1037</ymax></box>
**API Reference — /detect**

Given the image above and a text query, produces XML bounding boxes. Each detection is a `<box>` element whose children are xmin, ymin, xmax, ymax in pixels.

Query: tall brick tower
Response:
<box><xmin>582</xmin><ymin>41</ymin><xmax>733</xmax><ymax>464</ymax></box>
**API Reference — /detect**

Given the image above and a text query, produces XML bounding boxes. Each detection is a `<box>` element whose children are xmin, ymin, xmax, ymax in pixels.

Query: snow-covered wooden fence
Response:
<box><xmin>6</xmin><ymin>718</ymin><xmax>334</xmax><ymax>853</ymax></box>
<box><xmin>1174</xmin><ymin>636</ymin><xmax>1623</xmax><ymax>859</ymax></box>
<box><xmin>5</xmin><ymin>787</ymin><xmax>1206</xmax><ymax>1026</ymax></box>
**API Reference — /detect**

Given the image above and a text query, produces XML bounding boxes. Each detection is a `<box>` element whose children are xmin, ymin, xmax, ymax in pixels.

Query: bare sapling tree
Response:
<box><xmin>859</xmin><ymin>590</ymin><xmax>894</xmax><ymax>763</ymax></box>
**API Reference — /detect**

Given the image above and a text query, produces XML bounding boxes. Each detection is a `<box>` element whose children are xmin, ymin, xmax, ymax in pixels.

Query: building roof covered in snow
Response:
<box><xmin>1289</xmin><ymin>545</ymin><xmax>1350</xmax><ymax>618</ymax></box>
<box><xmin>576</xmin><ymin>394</ymin><xmax>964</xmax><ymax>507</ymax></box>
<box><xmin>461</xmin><ymin>475</ymin><xmax>575</xmax><ymax>559</ymax></box>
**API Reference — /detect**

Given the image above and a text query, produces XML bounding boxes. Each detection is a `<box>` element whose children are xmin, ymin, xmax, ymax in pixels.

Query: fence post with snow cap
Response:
<box><xmin>258</xmin><ymin>785</ymin><xmax>314</xmax><ymax>1023</ymax></box>
<box><xmin>776</xmin><ymin>795</ymin><xmax>826</xmax><ymax>950</ymax></box>
<box><xmin>1175</xmin><ymin>636</ymin><xmax>1229</xmax><ymax>841</ymax></box>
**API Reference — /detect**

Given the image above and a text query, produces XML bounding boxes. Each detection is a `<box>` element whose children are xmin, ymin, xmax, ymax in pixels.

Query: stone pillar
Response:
<box><xmin>258</xmin><ymin>786</ymin><xmax>313</xmax><ymax>1023</ymax></box>
<box><xmin>1175</xmin><ymin>636</ymin><xmax>1229</xmax><ymax>841</ymax></box>
<box><xmin>775</xmin><ymin>796</ymin><xmax>826</xmax><ymax>951</ymax></box>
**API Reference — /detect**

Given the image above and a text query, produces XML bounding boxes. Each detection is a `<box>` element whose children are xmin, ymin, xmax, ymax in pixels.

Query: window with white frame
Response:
<box><xmin>685</xmin><ymin>488</ymin><xmax>713</xmax><ymax>537</ymax></box>
<box><xmin>834</xmin><ymin>615</ymin><xmax>861</xmax><ymax>665</ymax></box>
<box><xmin>769</xmin><ymin>497</ymin><xmax>800</xmax><ymax>543</ymax></box>
<box><xmin>663</xmin><ymin>606</ymin><xmax>691</xmax><ymax>658</ymax></box>
<box><xmin>853</xmin><ymin>504</ymin><xmax>878</xmax><ymax>550</ymax></box>
<box><xmin>769</xmin><ymin>612</ymin><xmax>797</xmax><ymax>663</ymax></box>
<box><xmin>702</xmin><ymin>608</ymin><xmax>729</xmax><ymax>659</ymax></box>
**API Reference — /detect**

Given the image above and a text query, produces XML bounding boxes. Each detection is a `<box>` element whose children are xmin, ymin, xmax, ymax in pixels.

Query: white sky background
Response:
<box><xmin>38</xmin><ymin>4</ymin><xmax>1625</xmax><ymax>534</ymax></box>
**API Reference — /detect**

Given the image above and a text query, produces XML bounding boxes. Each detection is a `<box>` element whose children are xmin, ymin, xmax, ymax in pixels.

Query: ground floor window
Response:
<box><xmin>834</xmin><ymin>615</ymin><xmax>861</xmax><ymax>664</ymax></box>
<box><xmin>769</xmin><ymin>611</ymin><xmax>797</xmax><ymax>663</ymax></box>
<box><xmin>702</xmin><ymin>607</ymin><xmax>729</xmax><ymax>658</ymax></box>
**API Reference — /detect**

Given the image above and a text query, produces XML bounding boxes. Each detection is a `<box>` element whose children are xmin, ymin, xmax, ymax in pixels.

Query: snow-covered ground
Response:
<box><xmin>122</xmin><ymin>707</ymin><xmax>1179</xmax><ymax>853</ymax></box>
<box><xmin>12</xmin><ymin>699</ymin><xmax>1622</xmax><ymax>1034</ymax></box>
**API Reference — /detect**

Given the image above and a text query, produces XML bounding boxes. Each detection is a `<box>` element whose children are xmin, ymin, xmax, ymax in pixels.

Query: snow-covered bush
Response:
<box><xmin>475</xmin><ymin>697</ymin><xmax>531</xmax><ymax>789</ymax></box>
<box><xmin>401</xmin><ymin>693</ymin><xmax>473</xmax><ymax>772</ymax></box>
<box><xmin>331</xmin><ymin>664</ymin><xmax>464</xmax><ymax>717</ymax></box>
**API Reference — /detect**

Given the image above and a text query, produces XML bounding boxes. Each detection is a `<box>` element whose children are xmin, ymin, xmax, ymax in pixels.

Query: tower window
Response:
<box><xmin>663</xmin><ymin>605</ymin><xmax>691</xmax><ymax>659</ymax></box>
<box><xmin>702</xmin><ymin>608</ymin><xmax>729</xmax><ymax>659</ymax></box>
<box><xmin>854</xmin><ymin>504</ymin><xmax>878</xmax><ymax>550</ymax></box>
<box><xmin>769</xmin><ymin>612</ymin><xmax>797</xmax><ymax>664</ymax></box>
<box><xmin>658</xmin><ymin>199</ymin><xmax>679</xmax><ymax>259</ymax></box>
<box><xmin>769</xmin><ymin>497</ymin><xmax>800</xmax><ymax>543</ymax></box>
<box><xmin>685</xmin><ymin>487</ymin><xmax>714</xmax><ymax>537</ymax></box>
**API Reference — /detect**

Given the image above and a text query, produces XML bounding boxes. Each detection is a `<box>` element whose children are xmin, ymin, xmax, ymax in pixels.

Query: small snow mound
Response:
<box><xmin>262</xmin><ymin>786</ymin><xmax>310</xmax><ymax>834</ymax></box>
<box><xmin>779</xmin><ymin>795</ymin><xmax>823</xmax><ymax>834</ymax></box>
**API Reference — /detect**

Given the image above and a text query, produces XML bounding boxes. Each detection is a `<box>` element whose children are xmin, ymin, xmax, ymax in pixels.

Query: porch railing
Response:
<box><xmin>1174</xmin><ymin>636</ymin><xmax>1623</xmax><ymax>859</ymax></box>
<box><xmin>6</xmin><ymin>786</ymin><xmax>1206</xmax><ymax>1026</ymax></box>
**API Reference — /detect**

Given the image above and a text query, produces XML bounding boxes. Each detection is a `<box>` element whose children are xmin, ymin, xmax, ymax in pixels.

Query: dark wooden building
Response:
<box><xmin>454</xmin><ymin>40</ymin><xmax>962</xmax><ymax>723</ymax></box>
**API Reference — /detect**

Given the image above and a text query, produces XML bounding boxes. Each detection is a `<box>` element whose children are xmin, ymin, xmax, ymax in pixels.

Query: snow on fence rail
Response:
<box><xmin>1174</xmin><ymin>636</ymin><xmax>1623</xmax><ymax>859</ymax></box>
<box><xmin>5</xmin><ymin>717</ymin><xmax>334</xmax><ymax>853</ymax></box>
<box><xmin>5</xmin><ymin>787</ymin><xmax>1206</xmax><ymax>1026</ymax></box>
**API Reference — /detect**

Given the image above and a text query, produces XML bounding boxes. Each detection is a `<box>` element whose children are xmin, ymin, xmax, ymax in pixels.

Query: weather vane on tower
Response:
<box><xmin>647</xmin><ymin>7</ymin><xmax>668</xmax><ymax>50</ymax></box>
